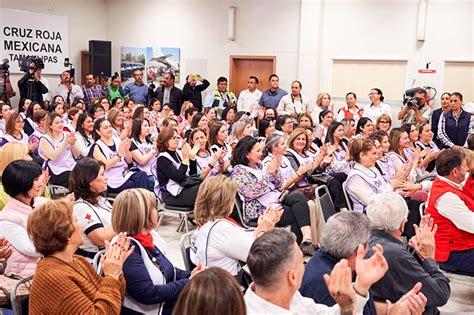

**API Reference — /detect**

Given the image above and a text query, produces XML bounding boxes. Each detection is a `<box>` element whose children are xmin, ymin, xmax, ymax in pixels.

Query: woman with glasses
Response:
<box><xmin>375</xmin><ymin>114</ymin><xmax>392</xmax><ymax>132</ymax></box>
<box><xmin>156</xmin><ymin>127</ymin><xmax>201</xmax><ymax>207</ymax></box>
<box><xmin>364</xmin><ymin>88</ymin><xmax>391</xmax><ymax>122</ymax></box>
<box><xmin>0</xmin><ymin>112</ymin><xmax>32</xmax><ymax>150</ymax></box>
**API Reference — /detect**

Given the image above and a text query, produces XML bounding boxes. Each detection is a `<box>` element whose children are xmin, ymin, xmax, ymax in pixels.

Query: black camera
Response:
<box><xmin>19</xmin><ymin>57</ymin><xmax>44</xmax><ymax>73</ymax></box>
<box><xmin>406</xmin><ymin>97</ymin><xmax>423</xmax><ymax>108</ymax></box>
<box><xmin>0</xmin><ymin>59</ymin><xmax>9</xmax><ymax>72</ymax></box>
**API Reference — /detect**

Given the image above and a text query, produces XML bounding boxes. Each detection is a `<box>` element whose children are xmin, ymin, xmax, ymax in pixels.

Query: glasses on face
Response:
<box><xmin>368</xmin><ymin>92</ymin><xmax>378</xmax><ymax>96</ymax></box>
<box><xmin>379</xmin><ymin>121</ymin><xmax>389</xmax><ymax>124</ymax></box>
<box><xmin>285</xmin><ymin>121</ymin><xmax>293</xmax><ymax>125</ymax></box>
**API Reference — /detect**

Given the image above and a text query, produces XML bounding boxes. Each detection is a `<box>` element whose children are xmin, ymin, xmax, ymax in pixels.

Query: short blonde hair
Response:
<box><xmin>44</xmin><ymin>113</ymin><xmax>62</xmax><ymax>136</ymax></box>
<box><xmin>195</xmin><ymin>176</ymin><xmax>237</xmax><ymax>226</ymax></box>
<box><xmin>0</xmin><ymin>142</ymin><xmax>29</xmax><ymax>176</ymax></box>
<box><xmin>287</xmin><ymin>128</ymin><xmax>311</xmax><ymax>151</ymax></box>
<box><xmin>316</xmin><ymin>92</ymin><xmax>331</xmax><ymax>108</ymax></box>
<box><xmin>112</xmin><ymin>188</ymin><xmax>157</xmax><ymax>235</ymax></box>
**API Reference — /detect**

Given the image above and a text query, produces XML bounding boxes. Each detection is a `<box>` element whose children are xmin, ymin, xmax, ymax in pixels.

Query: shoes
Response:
<box><xmin>299</xmin><ymin>239</ymin><xmax>317</xmax><ymax>256</ymax></box>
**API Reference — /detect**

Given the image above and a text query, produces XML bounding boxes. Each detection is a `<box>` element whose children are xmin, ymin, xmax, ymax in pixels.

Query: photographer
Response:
<box><xmin>17</xmin><ymin>60</ymin><xmax>48</xmax><ymax>107</ymax></box>
<box><xmin>397</xmin><ymin>88</ymin><xmax>432</xmax><ymax>125</ymax></box>
<box><xmin>52</xmin><ymin>70</ymin><xmax>84</xmax><ymax>106</ymax></box>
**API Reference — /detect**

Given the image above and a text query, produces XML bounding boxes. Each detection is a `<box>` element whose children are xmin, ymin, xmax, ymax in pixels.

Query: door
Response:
<box><xmin>229</xmin><ymin>56</ymin><xmax>276</xmax><ymax>97</ymax></box>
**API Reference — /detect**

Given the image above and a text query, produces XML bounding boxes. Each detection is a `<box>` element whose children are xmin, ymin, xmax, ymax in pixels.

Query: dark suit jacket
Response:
<box><xmin>300</xmin><ymin>250</ymin><xmax>376</xmax><ymax>315</ymax></box>
<box><xmin>368</xmin><ymin>229</ymin><xmax>450</xmax><ymax>315</ymax></box>
<box><xmin>152</xmin><ymin>86</ymin><xmax>183</xmax><ymax>115</ymax></box>
<box><xmin>431</xmin><ymin>108</ymin><xmax>443</xmax><ymax>149</ymax></box>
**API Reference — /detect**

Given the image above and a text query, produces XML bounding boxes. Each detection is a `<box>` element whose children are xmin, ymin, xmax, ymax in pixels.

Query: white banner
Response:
<box><xmin>0</xmin><ymin>8</ymin><xmax>69</xmax><ymax>74</ymax></box>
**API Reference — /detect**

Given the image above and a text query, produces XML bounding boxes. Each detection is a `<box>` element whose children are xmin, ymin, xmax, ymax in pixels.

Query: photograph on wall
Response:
<box><xmin>145</xmin><ymin>47</ymin><xmax>181</xmax><ymax>84</ymax></box>
<box><xmin>120</xmin><ymin>47</ymin><xmax>146</xmax><ymax>85</ymax></box>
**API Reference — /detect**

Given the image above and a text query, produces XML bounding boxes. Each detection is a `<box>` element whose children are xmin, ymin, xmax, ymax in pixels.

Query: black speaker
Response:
<box><xmin>89</xmin><ymin>40</ymin><xmax>111</xmax><ymax>77</ymax></box>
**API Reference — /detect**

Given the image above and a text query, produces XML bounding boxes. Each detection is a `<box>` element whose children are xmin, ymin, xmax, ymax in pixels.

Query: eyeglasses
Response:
<box><xmin>379</xmin><ymin>121</ymin><xmax>390</xmax><ymax>124</ymax></box>
<box><xmin>368</xmin><ymin>92</ymin><xmax>379</xmax><ymax>96</ymax></box>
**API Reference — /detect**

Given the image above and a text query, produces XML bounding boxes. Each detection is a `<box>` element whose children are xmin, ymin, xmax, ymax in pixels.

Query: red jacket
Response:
<box><xmin>463</xmin><ymin>174</ymin><xmax>474</xmax><ymax>199</ymax></box>
<box><xmin>338</xmin><ymin>107</ymin><xmax>364</xmax><ymax>120</ymax></box>
<box><xmin>425</xmin><ymin>177</ymin><xmax>474</xmax><ymax>262</ymax></box>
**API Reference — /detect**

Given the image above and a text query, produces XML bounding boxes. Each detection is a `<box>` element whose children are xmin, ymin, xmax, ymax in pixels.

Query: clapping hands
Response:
<box><xmin>101</xmin><ymin>232</ymin><xmax>135</xmax><ymax>280</ymax></box>
<box><xmin>408</xmin><ymin>214</ymin><xmax>437</xmax><ymax>260</ymax></box>
<box><xmin>387</xmin><ymin>282</ymin><xmax>427</xmax><ymax>315</ymax></box>
<box><xmin>324</xmin><ymin>259</ymin><xmax>356</xmax><ymax>314</ymax></box>
<box><xmin>354</xmin><ymin>244</ymin><xmax>388</xmax><ymax>296</ymax></box>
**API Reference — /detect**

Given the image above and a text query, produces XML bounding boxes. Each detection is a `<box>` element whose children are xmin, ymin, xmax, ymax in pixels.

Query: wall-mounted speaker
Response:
<box><xmin>89</xmin><ymin>40</ymin><xmax>111</xmax><ymax>77</ymax></box>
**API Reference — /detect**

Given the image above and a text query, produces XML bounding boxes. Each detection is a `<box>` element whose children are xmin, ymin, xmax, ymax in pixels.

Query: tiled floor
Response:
<box><xmin>157</xmin><ymin>213</ymin><xmax>474</xmax><ymax>314</ymax></box>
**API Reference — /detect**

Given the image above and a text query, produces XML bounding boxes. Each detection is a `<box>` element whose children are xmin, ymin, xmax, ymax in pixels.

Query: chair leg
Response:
<box><xmin>184</xmin><ymin>214</ymin><xmax>189</xmax><ymax>233</ymax></box>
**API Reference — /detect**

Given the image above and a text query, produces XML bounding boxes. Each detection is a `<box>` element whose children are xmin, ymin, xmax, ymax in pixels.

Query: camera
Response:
<box><xmin>19</xmin><ymin>57</ymin><xmax>44</xmax><ymax>73</ymax></box>
<box><xmin>405</xmin><ymin>97</ymin><xmax>423</xmax><ymax>108</ymax></box>
<box><xmin>0</xmin><ymin>59</ymin><xmax>9</xmax><ymax>72</ymax></box>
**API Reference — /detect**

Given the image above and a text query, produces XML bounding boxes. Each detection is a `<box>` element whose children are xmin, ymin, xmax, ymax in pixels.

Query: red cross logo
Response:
<box><xmin>85</xmin><ymin>214</ymin><xmax>91</xmax><ymax>220</ymax></box>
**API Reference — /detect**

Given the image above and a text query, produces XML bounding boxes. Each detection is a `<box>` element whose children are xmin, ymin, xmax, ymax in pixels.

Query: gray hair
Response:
<box><xmin>247</xmin><ymin>228</ymin><xmax>297</xmax><ymax>288</ymax></box>
<box><xmin>319</xmin><ymin>212</ymin><xmax>371</xmax><ymax>260</ymax></box>
<box><xmin>366</xmin><ymin>192</ymin><xmax>408</xmax><ymax>232</ymax></box>
<box><xmin>265</xmin><ymin>133</ymin><xmax>283</xmax><ymax>154</ymax></box>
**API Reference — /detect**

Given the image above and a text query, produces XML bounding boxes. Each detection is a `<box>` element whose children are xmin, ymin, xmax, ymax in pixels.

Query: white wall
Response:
<box><xmin>319</xmin><ymin>0</ymin><xmax>474</xmax><ymax>108</ymax></box>
<box><xmin>1</xmin><ymin>0</ymin><xmax>108</xmax><ymax>106</ymax></box>
<box><xmin>105</xmin><ymin>0</ymin><xmax>302</xmax><ymax>95</ymax></box>
<box><xmin>1</xmin><ymin>0</ymin><xmax>472</xmax><ymax>111</ymax></box>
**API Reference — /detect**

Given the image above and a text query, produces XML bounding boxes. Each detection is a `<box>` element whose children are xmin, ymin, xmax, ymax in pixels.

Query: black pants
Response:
<box><xmin>277</xmin><ymin>191</ymin><xmax>311</xmax><ymax>243</ymax></box>
<box><xmin>440</xmin><ymin>249</ymin><xmax>474</xmax><ymax>276</ymax></box>
<box><xmin>403</xmin><ymin>197</ymin><xmax>422</xmax><ymax>240</ymax></box>
<box><xmin>108</xmin><ymin>171</ymin><xmax>149</xmax><ymax>194</ymax></box>
<box><xmin>162</xmin><ymin>184</ymin><xmax>200</xmax><ymax>208</ymax></box>
<box><xmin>50</xmin><ymin>170</ymin><xmax>71</xmax><ymax>188</ymax></box>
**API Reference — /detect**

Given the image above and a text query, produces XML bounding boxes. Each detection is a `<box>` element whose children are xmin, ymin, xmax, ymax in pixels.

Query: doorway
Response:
<box><xmin>229</xmin><ymin>56</ymin><xmax>276</xmax><ymax>97</ymax></box>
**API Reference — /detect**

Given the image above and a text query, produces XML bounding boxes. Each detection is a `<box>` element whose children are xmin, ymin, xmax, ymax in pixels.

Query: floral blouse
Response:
<box><xmin>231</xmin><ymin>163</ymin><xmax>283</xmax><ymax>222</ymax></box>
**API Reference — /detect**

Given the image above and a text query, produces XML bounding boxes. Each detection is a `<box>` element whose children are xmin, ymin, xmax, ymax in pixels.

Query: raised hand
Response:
<box><xmin>189</xmin><ymin>141</ymin><xmax>201</xmax><ymax>161</ymax></box>
<box><xmin>354</xmin><ymin>244</ymin><xmax>388</xmax><ymax>295</ymax></box>
<box><xmin>408</xmin><ymin>214</ymin><xmax>437</xmax><ymax>260</ymax></box>
<box><xmin>181</xmin><ymin>139</ymin><xmax>190</xmax><ymax>161</ymax></box>
<box><xmin>323</xmin><ymin>259</ymin><xmax>356</xmax><ymax>314</ymax></box>
<box><xmin>257</xmin><ymin>106</ymin><xmax>266</xmax><ymax>120</ymax></box>
<box><xmin>65</xmin><ymin>132</ymin><xmax>77</xmax><ymax>145</ymax></box>
<box><xmin>101</xmin><ymin>232</ymin><xmax>134</xmax><ymax>280</ymax></box>
<box><xmin>257</xmin><ymin>205</ymin><xmax>283</xmax><ymax>231</ymax></box>
<box><xmin>0</xmin><ymin>236</ymin><xmax>13</xmax><ymax>259</ymax></box>
<box><xmin>190</xmin><ymin>262</ymin><xmax>205</xmax><ymax>279</ymax></box>
<box><xmin>387</xmin><ymin>282</ymin><xmax>427</xmax><ymax>315</ymax></box>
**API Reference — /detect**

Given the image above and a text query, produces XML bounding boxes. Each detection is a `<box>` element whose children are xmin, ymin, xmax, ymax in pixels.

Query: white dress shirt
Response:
<box><xmin>238</xmin><ymin>89</ymin><xmax>262</xmax><ymax>118</ymax></box>
<box><xmin>244</xmin><ymin>284</ymin><xmax>368</xmax><ymax>315</ymax></box>
<box><xmin>53</xmin><ymin>84</ymin><xmax>84</xmax><ymax>103</ymax></box>
<box><xmin>277</xmin><ymin>94</ymin><xmax>313</xmax><ymax>117</ymax></box>
<box><xmin>363</xmin><ymin>102</ymin><xmax>391</xmax><ymax>122</ymax></box>
<box><xmin>434</xmin><ymin>176</ymin><xmax>474</xmax><ymax>233</ymax></box>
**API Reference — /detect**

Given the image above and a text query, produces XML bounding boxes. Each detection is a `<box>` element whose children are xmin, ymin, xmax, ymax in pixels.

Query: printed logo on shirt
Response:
<box><xmin>85</xmin><ymin>213</ymin><xmax>92</xmax><ymax>222</ymax></box>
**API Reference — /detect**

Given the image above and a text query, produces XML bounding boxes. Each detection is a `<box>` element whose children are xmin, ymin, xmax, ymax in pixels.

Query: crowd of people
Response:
<box><xmin>0</xmin><ymin>67</ymin><xmax>472</xmax><ymax>314</ymax></box>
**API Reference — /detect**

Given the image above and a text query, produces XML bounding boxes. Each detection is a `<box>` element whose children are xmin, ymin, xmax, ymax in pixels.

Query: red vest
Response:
<box><xmin>425</xmin><ymin>177</ymin><xmax>474</xmax><ymax>262</ymax></box>
<box><xmin>463</xmin><ymin>174</ymin><xmax>474</xmax><ymax>199</ymax></box>
<box><xmin>339</xmin><ymin>107</ymin><xmax>364</xmax><ymax>120</ymax></box>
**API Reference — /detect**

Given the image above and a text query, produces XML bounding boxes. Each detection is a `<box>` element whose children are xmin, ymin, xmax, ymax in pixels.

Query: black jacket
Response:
<box><xmin>151</xmin><ymin>86</ymin><xmax>183</xmax><ymax>115</ymax></box>
<box><xmin>368</xmin><ymin>229</ymin><xmax>450</xmax><ymax>315</ymax></box>
<box><xmin>182</xmin><ymin>79</ymin><xmax>210</xmax><ymax>112</ymax></box>
<box><xmin>17</xmin><ymin>73</ymin><xmax>48</xmax><ymax>107</ymax></box>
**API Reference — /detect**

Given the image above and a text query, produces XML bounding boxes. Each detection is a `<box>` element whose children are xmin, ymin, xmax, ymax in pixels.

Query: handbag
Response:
<box><xmin>290</xmin><ymin>184</ymin><xmax>317</xmax><ymax>200</ymax></box>
<box><xmin>309</xmin><ymin>173</ymin><xmax>334</xmax><ymax>185</ymax></box>
<box><xmin>181</xmin><ymin>174</ymin><xmax>203</xmax><ymax>188</ymax></box>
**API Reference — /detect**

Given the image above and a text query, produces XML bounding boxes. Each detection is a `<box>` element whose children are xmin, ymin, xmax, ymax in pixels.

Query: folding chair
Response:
<box><xmin>11</xmin><ymin>275</ymin><xmax>33</xmax><ymax>315</ymax></box>
<box><xmin>315</xmin><ymin>185</ymin><xmax>337</xmax><ymax>222</ymax></box>
<box><xmin>342</xmin><ymin>181</ymin><xmax>353</xmax><ymax>211</ymax></box>
<box><xmin>179</xmin><ymin>231</ymin><xmax>197</xmax><ymax>272</ymax></box>
<box><xmin>233</xmin><ymin>194</ymin><xmax>257</xmax><ymax>230</ymax></box>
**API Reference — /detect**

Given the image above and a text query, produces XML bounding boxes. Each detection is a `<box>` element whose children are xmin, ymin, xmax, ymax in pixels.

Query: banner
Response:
<box><xmin>0</xmin><ymin>8</ymin><xmax>69</xmax><ymax>74</ymax></box>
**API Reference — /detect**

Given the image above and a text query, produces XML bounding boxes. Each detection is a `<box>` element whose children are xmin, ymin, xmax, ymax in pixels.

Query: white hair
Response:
<box><xmin>366</xmin><ymin>192</ymin><xmax>408</xmax><ymax>232</ymax></box>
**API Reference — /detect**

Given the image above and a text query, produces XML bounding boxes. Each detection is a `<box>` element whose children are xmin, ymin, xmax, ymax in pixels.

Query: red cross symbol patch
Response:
<box><xmin>85</xmin><ymin>214</ymin><xmax>92</xmax><ymax>220</ymax></box>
